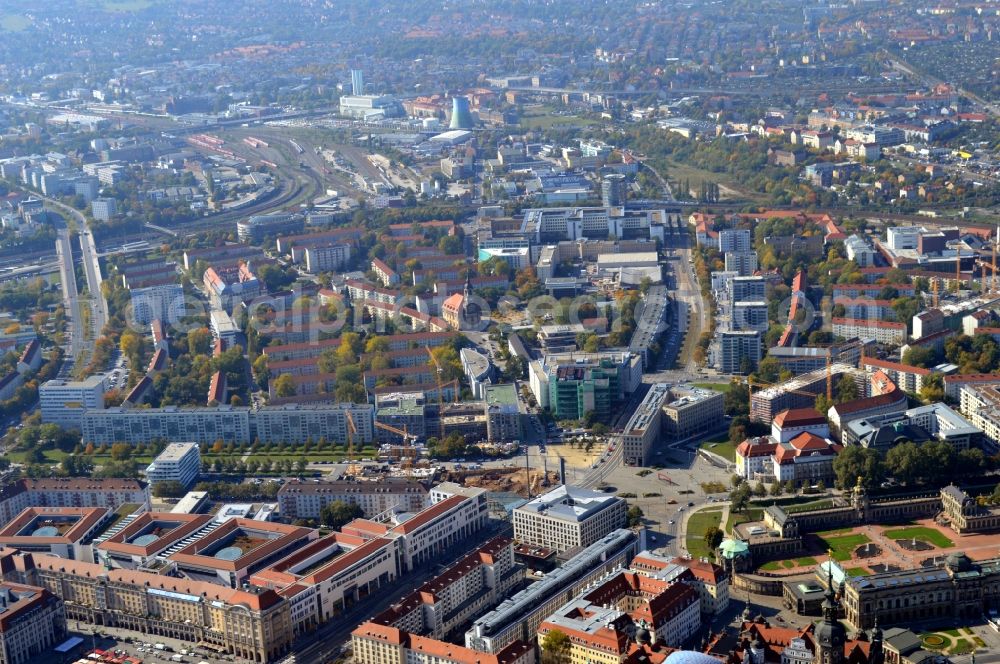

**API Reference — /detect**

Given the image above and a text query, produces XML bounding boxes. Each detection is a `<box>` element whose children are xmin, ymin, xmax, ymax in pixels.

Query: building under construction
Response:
<box><xmin>750</xmin><ymin>362</ymin><xmax>866</xmax><ymax>422</ymax></box>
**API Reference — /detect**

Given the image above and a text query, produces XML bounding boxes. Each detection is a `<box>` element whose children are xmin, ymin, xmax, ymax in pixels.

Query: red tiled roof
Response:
<box><xmin>791</xmin><ymin>270</ymin><xmax>807</xmax><ymax>293</ymax></box>
<box><xmin>773</xmin><ymin>408</ymin><xmax>825</xmax><ymax>428</ymax></box>
<box><xmin>672</xmin><ymin>557</ymin><xmax>727</xmax><ymax>584</ymax></box>
<box><xmin>943</xmin><ymin>373</ymin><xmax>1000</xmax><ymax>384</ymax></box>
<box><xmin>736</xmin><ymin>437</ymin><xmax>778</xmax><ymax>458</ymax></box>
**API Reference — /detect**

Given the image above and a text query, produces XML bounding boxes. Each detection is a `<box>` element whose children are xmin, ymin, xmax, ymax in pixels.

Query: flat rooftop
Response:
<box><xmin>624</xmin><ymin>383</ymin><xmax>669</xmax><ymax>434</ymax></box>
<box><xmin>484</xmin><ymin>383</ymin><xmax>519</xmax><ymax>408</ymax></box>
<box><xmin>515</xmin><ymin>485</ymin><xmax>622</xmax><ymax>523</ymax></box>
<box><xmin>154</xmin><ymin>442</ymin><xmax>199</xmax><ymax>462</ymax></box>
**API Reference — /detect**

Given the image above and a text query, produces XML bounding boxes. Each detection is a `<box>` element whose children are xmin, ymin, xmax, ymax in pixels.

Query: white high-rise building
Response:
<box><xmin>731</xmin><ymin>301</ymin><xmax>769</xmax><ymax>332</ymax></box>
<box><xmin>39</xmin><ymin>376</ymin><xmax>105</xmax><ymax>427</ymax></box>
<box><xmin>351</xmin><ymin>69</ymin><xmax>365</xmax><ymax>96</ymax></box>
<box><xmin>845</xmin><ymin>234</ymin><xmax>876</xmax><ymax>267</ymax></box>
<box><xmin>145</xmin><ymin>442</ymin><xmax>201</xmax><ymax>488</ymax></box>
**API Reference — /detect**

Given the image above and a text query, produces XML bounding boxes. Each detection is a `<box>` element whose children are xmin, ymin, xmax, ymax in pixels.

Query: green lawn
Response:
<box><xmin>760</xmin><ymin>560</ymin><xmax>783</xmax><ymax>571</ymax></box>
<box><xmin>0</xmin><ymin>14</ymin><xmax>30</xmax><ymax>31</ymax></box>
<box><xmin>920</xmin><ymin>633</ymin><xmax>952</xmax><ymax>651</ymax></box>
<box><xmin>692</xmin><ymin>382</ymin><xmax>732</xmax><ymax>393</ymax></box>
<box><xmin>883</xmin><ymin>526</ymin><xmax>954</xmax><ymax>549</ymax></box>
<box><xmin>7</xmin><ymin>448</ymin><xmax>70</xmax><ymax>464</ymax></box>
<box><xmin>85</xmin><ymin>453</ymin><xmax>155</xmax><ymax>465</ymax></box>
<box><xmin>685</xmin><ymin>508</ymin><xmax>723</xmax><ymax>559</ymax></box>
<box><xmin>844</xmin><ymin>567</ymin><xmax>871</xmax><ymax>577</ymax></box>
<box><xmin>952</xmin><ymin>639</ymin><xmax>973</xmax><ymax>654</ymax></box>
<box><xmin>726</xmin><ymin>507</ymin><xmax>763</xmax><ymax>533</ymax></box>
<box><xmin>115</xmin><ymin>503</ymin><xmax>141</xmax><ymax>517</ymax></box>
<box><xmin>796</xmin><ymin>557</ymin><xmax>818</xmax><ymax>567</ymax></box>
<box><xmin>700</xmin><ymin>439</ymin><xmax>736</xmax><ymax>462</ymax></box>
<box><xmin>818</xmin><ymin>532</ymin><xmax>871</xmax><ymax>562</ymax></box>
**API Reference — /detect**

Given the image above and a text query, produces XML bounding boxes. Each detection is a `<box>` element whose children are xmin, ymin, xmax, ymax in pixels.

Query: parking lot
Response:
<box><xmin>44</xmin><ymin>622</ymin><xmax>242</xmax><ymax>664</ymax></box>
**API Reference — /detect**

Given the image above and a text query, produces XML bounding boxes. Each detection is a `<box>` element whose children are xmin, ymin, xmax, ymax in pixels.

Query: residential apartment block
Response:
<box><xmin>80</xmin><ymin>403</ymin><xmax>375</xmax><ymax>446</ymax></box>
<box><xmin>277</xmin><ymin>479</ymin><xmax>429</xmax><ymax>520</ymax></box>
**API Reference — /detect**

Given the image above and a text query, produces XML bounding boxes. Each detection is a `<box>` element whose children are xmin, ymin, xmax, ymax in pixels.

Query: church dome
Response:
<box><xmin>665</xmin><ymin>652</ymin><xmax>722</xmax><ymax>664</ymax></box>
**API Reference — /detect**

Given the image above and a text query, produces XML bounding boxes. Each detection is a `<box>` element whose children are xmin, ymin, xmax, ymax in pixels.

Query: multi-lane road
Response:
<box><xmin>55</xmin><ymin>229</ymin><xmax>85</xmax><ymax>361</ymax></box>
<box><xmin>44</xmin><ymin>195</ymin><xmax>110</xmax><ymax>368</ymax></box>
<box><xmin>79</xmin><ymin>228</ymin><xmax>108</xmax><ymax>334</ymax></box>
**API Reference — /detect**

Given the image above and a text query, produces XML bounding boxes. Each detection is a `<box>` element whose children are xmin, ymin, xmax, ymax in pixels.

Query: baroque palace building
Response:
<box><xmin>742</xmin><ymin>481</ymin><xmax>1000</xmax><ymax>631</ymax></box>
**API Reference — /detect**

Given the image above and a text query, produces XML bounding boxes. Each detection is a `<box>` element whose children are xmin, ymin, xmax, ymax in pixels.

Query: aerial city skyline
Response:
<box><xmin>0</xmin><ymin>1</ymin><xmax>997</xmax><ymax>663</ymax></box>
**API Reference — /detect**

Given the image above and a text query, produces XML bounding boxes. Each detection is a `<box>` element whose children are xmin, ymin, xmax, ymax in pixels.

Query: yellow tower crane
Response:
<box><xmin>345</xmin><ymin>410</ymin><xmax>360</xmax><ymax>477</ymax></box>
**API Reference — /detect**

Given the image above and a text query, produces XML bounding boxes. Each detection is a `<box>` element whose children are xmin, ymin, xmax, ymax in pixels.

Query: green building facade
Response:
<box><xmin>547</xmin><ymin>359</ymin><xmax>622</xmax><ymax>422</ymax></box>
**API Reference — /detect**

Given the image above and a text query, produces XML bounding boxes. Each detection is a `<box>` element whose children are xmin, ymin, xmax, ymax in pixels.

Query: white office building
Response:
<box><xmin>886</xmin><ymin>226</ymin><xmax>923</xmax><ymax>251</ymax></box>
<box><xmin>513</xmin><ymin>484</ymin><xmax>627</xmax><ymax>553</ymax></box>
<box><xmin>145</xmin><ymin>442</ymin><xmax>201</xmax><ymax>488</ymax></box>
<box><xmin>339</xmin><ymin>95</ymin><xmax>402</xmax><ymax>119</ymax></box>
<box><xmin>209</xmin><ymin>309</ymin><xmax>241</xmax><ymax>345</ymax></box>
<box><xmin>39</xmin><ymin>376</ymin><xmax>105</xmax><ymax>427</ymax></box>
<box><xmin>621</xmin><ymin>383</ymin><xmax>669</xmax><ymax>466</ymax></box>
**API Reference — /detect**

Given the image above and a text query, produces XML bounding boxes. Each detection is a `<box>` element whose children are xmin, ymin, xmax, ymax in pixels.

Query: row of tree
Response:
<box><xmin>833</xmin><ymin>441</ymin><xmax>989</xmax><ymax>490</ymax></box>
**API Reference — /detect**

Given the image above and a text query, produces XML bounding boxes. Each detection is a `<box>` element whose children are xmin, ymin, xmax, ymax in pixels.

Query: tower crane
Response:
<box><xmin>426</xmin><ymin>347</ymin><xmax>445</xmax><ymax>406</ymax></box>
<box><xmin>374</xmin><ymin>421</ymin><xmax>418</xmax><ymax>475</ymax></box>
<box><xmin>345</xmin><ymin>410</ymin><xmax>360</xmax><ymax>477</ymax></box>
